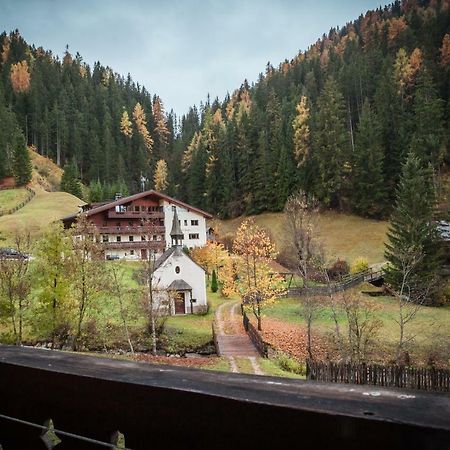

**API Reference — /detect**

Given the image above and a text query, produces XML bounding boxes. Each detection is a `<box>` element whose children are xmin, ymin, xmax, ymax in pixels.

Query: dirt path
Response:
<box><xmin>215</xmin><ymin>301</ymin><xmax>264</xmax><ymax>375</ymax></box>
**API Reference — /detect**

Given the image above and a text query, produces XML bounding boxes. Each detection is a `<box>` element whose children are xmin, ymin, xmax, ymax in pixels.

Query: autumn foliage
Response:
<box><xmin>10</xmin><ymin>60</ymin><xmax>30</xmax><ymax>93</ymax></box>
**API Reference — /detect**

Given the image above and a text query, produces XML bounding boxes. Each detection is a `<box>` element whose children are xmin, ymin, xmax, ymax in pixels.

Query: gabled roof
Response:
<box><xmin>154</xmin><ymin>246</ymin><xmax>205</xmax><ymax>272</ymax></box>
<box><xmin>167</xmin><ymin>279</ymin><xmax>192</xmax><ymax>291</ymax></box>
<box><xmin>64</xmin><ymin>190</ymin><xmax>213</xmax><ymax>221</ymax></box>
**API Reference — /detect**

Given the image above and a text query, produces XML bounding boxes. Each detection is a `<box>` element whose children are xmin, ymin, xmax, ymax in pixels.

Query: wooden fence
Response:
<box><xmin>306</xmin><ymin>359</ymin><xmax>450</xmax><ymax>392</ymax></box>
<box><xmin>288</xmin><ymin>269</ymin><xmax>383</xmax><ymax>297</ymax></box>
<box><xmin>0</xmin><ymin>186</ymin><xmax>35</xmax><ymax>217</ymax></box>
<box><xmin>241</xmin><ymin>306</ymin><xmax>268</xmax><ymax>357</ymax></box>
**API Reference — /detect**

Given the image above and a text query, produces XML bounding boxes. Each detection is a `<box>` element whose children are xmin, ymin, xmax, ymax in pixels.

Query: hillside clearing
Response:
<box><xmin>0</xmin><ymin>188</ymin><xmax>29</xmax><ymax>213</ymax></box>
<box><xmin>217</xmin><ymin>211</ymin><xmax>388</xmax><ymax>265</ymax></box>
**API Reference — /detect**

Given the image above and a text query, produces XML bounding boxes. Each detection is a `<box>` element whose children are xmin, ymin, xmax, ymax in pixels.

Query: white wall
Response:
<box><xmin>162</xmin><ymin>201</ymin><xmax>207</xmax><ymax>250</ymax></box>
<box><xmin>153</xmin><ymin>250</ymin><xmax>207</xmax><ymax>314</ymax></box>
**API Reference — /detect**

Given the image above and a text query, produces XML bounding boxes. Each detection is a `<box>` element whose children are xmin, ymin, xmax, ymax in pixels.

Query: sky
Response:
<box><xmin>1</xmin><ymin>0</ymin><xmax>390</xmax><ymax>116</ymax></box>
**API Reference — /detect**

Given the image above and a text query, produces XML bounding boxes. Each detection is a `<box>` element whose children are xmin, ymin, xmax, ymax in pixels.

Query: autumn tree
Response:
<box><xmin>232</xmin><ymin>219</ymin><xmax>285</xmax><ymax>330</ymax></box>
<box><xmin>152</xmin><ymin>96</ymin><xmax>170</xmax><ymax>148</ymax></box>
<box><xmin>153</xmin><ymin>159</ymin><xmax>169</xmax><ymax>192</ymax></box>
<box><xmin>133</xmin><ymin>102</ymin><xmax>153</xmax><ymax>152</ymax></box>
<box><xmin>120</xmin><ymin>110</ymin><xmax>133</xmax><ymax>138</ymax></box>
<box><xmin>10</xmin><ymin>60</ymin><xmax>30</xmax><ymax>94</ymax></box>
<box><xmin>190</xmin><ymin>240</ymin><xmax>231</xmax><ymax>282</ymax></box>
<box><xmin>292</xmin><ymin>96</ymin><xmax>311</xmax><ymax>167</ymax></box>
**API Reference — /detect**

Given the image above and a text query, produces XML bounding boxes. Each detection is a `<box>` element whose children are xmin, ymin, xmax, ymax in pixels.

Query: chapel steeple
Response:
<box><xmin>170</xmin><ymin>207</ymin><xmax>183</xmax><ymax>247</ymax></box>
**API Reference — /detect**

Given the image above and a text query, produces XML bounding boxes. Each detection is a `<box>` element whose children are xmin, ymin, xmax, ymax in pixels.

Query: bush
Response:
<box><xmin>327</xmin><ymin>259</ymin><xmax>350</xmax><ymax>280</ymax></box>
<box><xmin>274</xmin><ymin>351</ymin><xmax>306</xmax><ymax>375</ymax></box>
<box><xmin>350</xmin><ymin>257</ymin><xmax>369</xmax><ymax>274</ymax></box>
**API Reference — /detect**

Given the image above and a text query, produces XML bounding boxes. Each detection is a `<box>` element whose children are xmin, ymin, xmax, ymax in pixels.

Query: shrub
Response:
<box><xmin>327</xmin><ymin>259</ymin><xmax>350</xmax><ymax>280</ymax></box>
<box><xmin>350</xmin><ymin>257</ymin><xmax>369</xmax><ymax>274</ymax></box>
<box><xmin>274</xmin><ymin>351</ymin><xmax>306</xmax><ymax>375</ymax></box>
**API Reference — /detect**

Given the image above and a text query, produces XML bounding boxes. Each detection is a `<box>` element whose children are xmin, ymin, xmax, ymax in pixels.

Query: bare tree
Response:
<box><xmin>284</xmin><ymin>191</ymin><xmax>323</xmax><ymax>359</ymax></box>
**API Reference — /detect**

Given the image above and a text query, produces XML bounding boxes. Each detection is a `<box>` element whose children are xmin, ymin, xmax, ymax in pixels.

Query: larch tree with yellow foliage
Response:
<box><xmin>133</xmin><ymin>102</ymin><xmax>153</xmax><ymax>153</ymax></box>
<box><xmin>232</xmin><ymin>219</ymin><xmax>285</xmax><ymax>330</ymax></box>
<box><xmin>120</xmin><ymin>110</ymin><xmax>133</xmax><ymax>138</ymax></box>
<box><xmin>153</xmin><ymin>159</ymin><xmax>168</xmax><ymax>192</ymax></box>
<box><xmin>292</xmin><ymin>95</ymin><xmax>311</xmax><ymax>168</ymax></box>
<box><xmin>10</xmin><ymin>60</ymin><xmax>30</xmax><ymax>94</ymax></box>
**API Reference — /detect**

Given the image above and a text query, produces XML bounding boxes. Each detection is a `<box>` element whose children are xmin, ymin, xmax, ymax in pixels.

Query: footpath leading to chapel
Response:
<box><xmin>215</xmin><ymin>300</ymin><xmax>263</xmax><ymax>375</ymax></box>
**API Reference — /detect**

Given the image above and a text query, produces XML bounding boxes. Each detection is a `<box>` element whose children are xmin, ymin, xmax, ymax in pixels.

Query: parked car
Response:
<box><xmin>106</xmin><ymin>254</ymin><xmax>120</xmax><ymax>260</ymax></box>
<box><xmin>0</xmin><ymin>247</ymin><xmax>28</xmax><ymax>260</ymax></box>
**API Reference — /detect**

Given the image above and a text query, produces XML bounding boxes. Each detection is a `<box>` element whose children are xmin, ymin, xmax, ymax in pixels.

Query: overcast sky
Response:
<box><xmin>2</xmin><ymin>0</ymin><xmax>389</xmax><ymax>115</ymax></box>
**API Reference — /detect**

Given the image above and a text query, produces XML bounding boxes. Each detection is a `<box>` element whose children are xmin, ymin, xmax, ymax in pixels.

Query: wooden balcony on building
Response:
<box><xmin>107</xmin><ymin>210</ymin><xmax>165</xmax><ymax>219</ymax></box>
<box><xmin>103</xmin><ymin>240</ymin><xmax>165</xmax><ymax>250</ymax></box>
<box><xmin>98</xmin><ymin>225</ymin><xmax>165</xmax><ymax>234</ymax></box>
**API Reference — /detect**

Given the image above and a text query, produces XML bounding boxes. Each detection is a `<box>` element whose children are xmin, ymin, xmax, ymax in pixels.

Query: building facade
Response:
<box><xmin>63</xmin><ymin>190</ymin><xmax>212</xmax><ymax>260</ymax></box>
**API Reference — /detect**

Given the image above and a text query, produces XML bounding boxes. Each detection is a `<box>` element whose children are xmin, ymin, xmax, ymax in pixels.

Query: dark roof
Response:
<box><xmin>170</xmin><ymin>208</ymin><xmax>183</xmax><ymax>238</ymax></box>
<box><xmin>154</xmin><ymin>246</ymin><xmax>177</xmax><ymax>270</ymax></box>
<box><xmin>167</xmin><ymin>279</ymin><xmax>192</xmax><ymax>291</ymax></box>
<box><xmin>64</xmin><ymin>190</ymin><xmax>212</xmax><ymax>222</ymax></box>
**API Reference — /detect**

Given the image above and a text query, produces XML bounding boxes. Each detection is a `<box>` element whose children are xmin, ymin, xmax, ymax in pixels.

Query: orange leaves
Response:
<box><xmin>152</xmin><ymin>96</ymin><xmax>170</xmax><ymax>148</ymax></box>
<box><xmin>133</xmin><ymin>102</ymin><xmax>153</xmax><ymax>152</ymax></box>
<box><xmin>153</xmin><ymin>159</ymin><xmax>168</xmax><ymax>192</ymax></box>
<box><xmin>233</xmin><ymin>219</ymin><xmax>277</xmax><ymax>261</ymax></box>
<box><xmin>394</xmin><ymin>48</ymin><xmax>422</xmax><ymax>98</ymax></box>
<box><xmin>440</xmin><ymin>34</ymin><xmax>450</xmax><ymax>67</ymax></box>
<box><xmin>292</xmin><ymin>96</ymin><xmax>310</xmax><ymax>168</ymax></box>
<box><xmin>388</xmin><ymin>17</ymin><xmax>407</xmax><ymax>46</ymax></box>
<box><xmin>120</xmin><ymin>110</ymin><xmax>133</xmax><ymax>138</ymax></box>
<box><xmin>10</xmin><ymin>60</ymin><xmax>30</xmax><ymax>94</ymax></box>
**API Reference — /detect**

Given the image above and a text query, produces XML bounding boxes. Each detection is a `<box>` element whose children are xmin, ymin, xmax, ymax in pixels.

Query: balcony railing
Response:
<box><xmin>103</xmin><ymin>240</ymin><xmax>165</xmax><ymax>249</ymax></box>
<box><xmin>107</xmin><ymin>210</ymin><xmax>165</xmax><ymax>219</ymax></box>
<box><xmin>98</xmin><ymin>225</ymin><xmax>165</xmax><ymax>234</ymax></box>
<box><xmin>0</xmin><ymin>346</ymin><xmax>448</xmax><ymax>449</ymax></box>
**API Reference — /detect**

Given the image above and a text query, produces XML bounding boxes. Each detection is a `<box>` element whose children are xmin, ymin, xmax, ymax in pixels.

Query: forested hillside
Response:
<box><xmin>1</xmin><ymin>0</ymin><xmax>449</xmax><ymax>219</ymax></box>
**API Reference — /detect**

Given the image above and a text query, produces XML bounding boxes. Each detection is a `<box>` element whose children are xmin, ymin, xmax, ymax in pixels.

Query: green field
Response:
<box><xmin>217</xmin><ymin>211</ymin><xmax>388</xmax><ymax>265</ymax></box>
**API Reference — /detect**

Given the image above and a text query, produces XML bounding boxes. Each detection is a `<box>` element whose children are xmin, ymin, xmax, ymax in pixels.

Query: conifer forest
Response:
<box><xmin>1</xmin><ymin>0</ymin><xmax>449</xmax><ymax>220</ymax></box>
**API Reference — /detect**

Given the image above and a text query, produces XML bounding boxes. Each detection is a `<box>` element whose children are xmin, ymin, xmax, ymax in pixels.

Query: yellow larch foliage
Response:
<box><xmin>1</xmin><ymin>36</ymin><xmax>10</xmax><ymax>64</ymax></box>
<box><xmin>120</xmin><ymin>110</ymin><xmax>133</xmax><ymax>138</ymax></box>
<box><xmin>153</xmin><ymin>96</ymin><xmax>170</xmax><ymax>148</ymax></box>
<box><xmin>10</xmin><ymin>60</ymin><xmax>31</xmax><ymax>94</ymax></box>
<box><xmin>292</xmin><ymin>96</ymin><xmax>310</xmax><ymax>167</ymax></box>
<box><xmin>440</xmin><ymin>34</ymin><xmax>450</xmax><ymax>67</ymax></box>
<box><xmin>388</xmin><ymin>17</ymin><xmax>407</xmax><ymax>46</ymax></box>
<box><xmin>79</xmin><ymin>64</ymin><xmax>87</xmax><ymax>78</ymax></box>
<box><xmin>409</xmin><ymin>48</ymin><xmax>423</xmax><ymax>74</ymax></box>
<box><xmin>394</xmin><ymin>48</ymin><xmax>422</xmax><ymax>98</ymax></box>
<box><xmin>133</xmin><ymin>102</ymin><xmax>153</xmax><ymax>152</ymax></box>
<box><xmin>212</xmin><ymin>109</ymin><xmax>224</xmax><ymax>126</ymax></box>
<box><xmin>153</xmin><ymin>159</ymin><xmax>169</xmax><ymax>192</ymax></box>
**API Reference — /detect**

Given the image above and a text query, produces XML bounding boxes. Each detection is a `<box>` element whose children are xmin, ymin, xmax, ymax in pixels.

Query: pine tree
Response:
<box><xmin>211</xmin><ymin>269</ymin><xmax>218</xmax><ymax>293</ymax></box>
<box><xmin>384</xmin><ymin>153</ymin><xmax>442</xmax><ymax>304</ymax></box>
<box><xmin>12</xmin><ymin>131</ymin><xmax>32</xmax><ymax>186</ymax></box>
<box><xmin>352</xmin><ymin>100</ymin><xmax>386</xmax><ymax>218</ymax></box>
<box><xmin>61</xmin><ymin>163</ymin><xmax>82</xmax><ymax>199</ymax></box>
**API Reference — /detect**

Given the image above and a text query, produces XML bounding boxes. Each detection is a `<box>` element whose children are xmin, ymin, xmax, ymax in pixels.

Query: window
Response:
<box><xmin>189</xmin><ymin>233</ymin><xmax>199</xmax><ymax>240</ymax></box>
<box><xmin>116</xmin><ymin>236</ymin><xmax>121</xmax><ymax>242</ymax></box>
<box><xmin>141</xmin><ymin>205</ymin><xmax>145</xmax><ymax>211</ymax></box>
<box><xmin>175</xmin><ymin>266</ymin><xmax>180</xmax><ymax>274</ymax></box>
<box><xmin>141</xmin><ymin>235</ymin><xmax>146</xmax><ymax>241</ymax></box>
<box><xmin>184</xmin><ymin>220</ymin><xmax>188</xmax><ymax>226</ymax></box>
<box><xmin>191</xmin><ymin>220</ymin><xmax>199</xmax><ymax>226</ymax></box>
<box><xmin>102</xmin><ymin>235</ymin><xmax>109</xmax><ymax>243</ymax></box>
<box><xmin>130</xmin><ymin>250</ymin><xmax>135</xmax><ymax>256</ymax></box>
<box><xmin>152</xmin><ymin>235</ymin><xmax>157</xmax><ymax>241</ymax></box>
<box><xmin>129</xmin><ymin>236</ymin><xmax>134</xmax><ymax>242</ymax></box>
<box><xmin>134</xmin><ymin>206</ymin><xmax>140</xmax><ymax>212</ymax></box>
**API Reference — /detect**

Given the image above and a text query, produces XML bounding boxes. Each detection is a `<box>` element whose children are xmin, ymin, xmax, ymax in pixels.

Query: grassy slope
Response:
<box><xmin>217</xmin><ymin>211</ymin><xmax>388</xmax><ymax>265</ymax></box>
<box><xmin>0</xmin><ymin>188</ymin><xmax>29</xmax><ymax>212</ymax></box>
<box><xmin>0</xmin><ymin>150</ymin><xmax>82</xmax><ymax>242</ymax></box>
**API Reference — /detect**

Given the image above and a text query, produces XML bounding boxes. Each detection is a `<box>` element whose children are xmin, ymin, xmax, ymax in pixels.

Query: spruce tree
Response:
<box><xmin>352</xmin><ymin>100</ymin><xmax>386</xmax><ymax>218</ymax></box>
<box><xmin>12</xmin><ymin>131</ymin><xmax>32</xmax><ymax>186</ymax></box>
<box><xmin>211</xmin><ymin>269</ymin><xmax>218</xmax><ymax>293</ymax></box>
<box><xmin>384</xmin><ymin>153</ymin><xmax>442</xmax><ymax>304</ymax></box>
<box><xmin>61</xmin><ymin>163</ymin><xmax>82</xmax><ymax>199</ymax></box>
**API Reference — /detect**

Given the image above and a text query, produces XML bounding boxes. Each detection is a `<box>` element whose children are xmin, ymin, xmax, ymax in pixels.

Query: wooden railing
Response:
<box><xmin>307</xmin><ymin>359</ymin><xmax>450</xmax><ymax>392</ymax></box>
<box><xmin>0</xmin><ymin>186</ymin><xmax>35</xmax><ymax>217</ymax></box>
<box><xmin>0</xmin><ymin>346</ymin><xmax>449</xmax><ymax>449</ymax></box>
<box><xmin>241</xmin><ymin>306</ymin><xmax>268</xmax><ymax>357</ymax></box>
<box><xmin>98</xmin><ymin>225</ymin><xmax>165</xmax><ymax>234</ymax></box>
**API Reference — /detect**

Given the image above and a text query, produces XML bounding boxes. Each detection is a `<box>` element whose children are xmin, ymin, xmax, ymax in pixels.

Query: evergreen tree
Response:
<box><xmin>61</xmin><ymin>163</ymin><xmax>82</xmax><ymax>199</ymax></box>
<box><xmin>12</xmin><ymin>130</ymin><xmax>32</xmax><ymax>185</ymax></box>
<box><xmin>211</xmin><ymin>269</ymin><xmax>218</xmax><ymax>293</ymax></box>
<box><xmin>313</xmin><ymin>77</ymin><xmax>350</xmax><ymax>209</ymax></box>
<box><xmin>352</xmin><ymin>100</ymin><xmax>386</xmax><ymax>218</ymax></box>
<box><xmin>384</xmin><ymin>153</ymin><xmax>442</xmax><ymax>304</ymax></box>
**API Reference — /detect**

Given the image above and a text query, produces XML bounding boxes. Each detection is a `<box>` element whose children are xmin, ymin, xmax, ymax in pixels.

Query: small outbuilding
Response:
<box><xmin>152</xmin><ymin>208</ymin><xmax>207</xmax><ymax>314</ymax></box>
